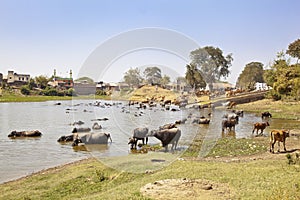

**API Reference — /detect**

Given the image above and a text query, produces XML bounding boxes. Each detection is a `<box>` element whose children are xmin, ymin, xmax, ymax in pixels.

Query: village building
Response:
<box><xmin>1</xmin><ymin>70</ymin><xmax>31</xmax><ymax>87</ymax></box>
<box><xmin>48</xmin><ymin>69</ymin><xmax>74</xmax><ymax>89</ymax></box>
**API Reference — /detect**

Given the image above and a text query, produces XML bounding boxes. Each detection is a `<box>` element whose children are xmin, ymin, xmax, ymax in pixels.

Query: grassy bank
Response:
<box><xmin>237</xmin><ymin>99</ymin><xmax>300</xmax><ymax>120</ymax></box>
<box><xmin>1</xmin><ymin>135</ymin><xmax>300</xmax><ymax>199</ymax></box>
<box><xmin>0</xmin><ymin>93</ymin><xmax>111</xmax><ymax>103</ymax></box>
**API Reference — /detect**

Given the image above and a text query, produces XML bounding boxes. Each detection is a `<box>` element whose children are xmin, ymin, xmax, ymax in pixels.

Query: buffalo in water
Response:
<box><xmin>8</xmin><ymin>130</ymin><xmax>42</xmax><ymax>138</ymax></box>
<box><xmin>261</xmin><ymin>111</ymin><xmax>272</xmax><ymax>119</ymax></box>
<box><xmin>72</xmin><ymin>132</ymin><xmax>112</xmax><ymax>146</ymax></box>
<box><xmin>72</xmin><ymin>127</ymin><xmax>91</xmax><ymax>133</ymax></box>
<box><xmin>57</xmin><ymin>134</ymin><xmax>74</xmax><ymax>142</ymax></box>
<box><xmin>128</xmin><ymin>127</ymin><xmax>149</xmax><ymax>149</ymax></box>
<box><xmin>147</xmin><ymin>128</ymin><xmax>181</xmax><ymax>152</ymax></box>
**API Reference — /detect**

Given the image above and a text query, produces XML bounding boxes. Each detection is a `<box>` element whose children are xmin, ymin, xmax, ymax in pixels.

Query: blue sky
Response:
<box><xmin>0</xmin><ymin>0</ymin><xmax>299</xmax><ymax>84</ymax></box>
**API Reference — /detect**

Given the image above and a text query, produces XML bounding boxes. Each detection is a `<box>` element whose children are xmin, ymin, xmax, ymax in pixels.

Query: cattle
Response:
<box><xmin>72</xmin><ymin>132</ymin><xmax>112</xmax><ymax>146</ymax></box>
<box><xmin>269</xmin><ymin>129</ymin><xmax>290</xmax><ymax>153</ymax></box>
<box><xmin>159</xmin><ymin>123</ymin><xmax>177</xmax><ymax>130</ymax></box>
<box><xmin>57</xmin><ymin>134</ymin><xmax>73</xmax><ymax>142</ymax></box>
<box><xmin>221</xmin><ymin>119</ymin><xmax>237</xmax><ymax>132</ymax></box>
<box><xmin>232</xmin><ymin>110</ymin><xmax>244</xmax><ymax>117</ymax></box>
<box><xmin>261</xmin><ymin>111</ymin><xmax>272</xmax><ymax>119</ymax></box>
<box><xmin>128</xmin><ymin>127</ymin><xmax>149</xmax><ymax>149</ymax></box>
<box><xmin>175</xmin><ymin>118</ymin><xmax>187</xmax><ymax>124</ymax></box>
<box><xmin>147</xmin><ymin>128</ymin><xmax>181</xmax><ymax>151</ymax></box>
<box><xmin>192</xmin><ymin>116</ymin><xmax>210</xmax><ymax>124</ymax></box>
<box><xmin>72</xmin><ymin>127</ymin><xmax>91</xmax><ymax>133</ymax></box>
<box><xmin>227</xmin><ymin>101</ymin><xmax>237</xmax><ymax>109</ymax></box>
<box><xmin>92</xmin><ymin>122</ymin><xmax>102</xmax><ymax>130</ymax></box>
<box><xmin>252</xmin><ymin>122</ymin><xmax>270</xmax><ymax>136</ymax></box>
<box><xmin>8</xmin><ymin>130</ymin><xmax>42</xmax><ymax>138</ymax></box>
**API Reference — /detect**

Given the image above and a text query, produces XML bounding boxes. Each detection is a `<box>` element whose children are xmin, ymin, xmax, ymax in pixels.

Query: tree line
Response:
<box><xmin>123</xmin><ymin>38</ymin><xmax>300</xmax><ymax>101</ymax></box>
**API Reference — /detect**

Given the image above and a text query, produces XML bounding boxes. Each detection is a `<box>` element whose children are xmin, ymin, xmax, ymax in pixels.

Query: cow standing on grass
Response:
<box><xmin>269</xmin><ymin>130</ymin><xmax>289</xmax><ymax>153</ymax></box>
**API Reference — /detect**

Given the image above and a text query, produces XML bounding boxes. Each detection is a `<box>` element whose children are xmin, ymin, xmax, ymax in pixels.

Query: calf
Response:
<box><xmin>269</xmin><ymin>130</ymin><xmax>289</xmax><ymax>153</ymax></box>
<box><xmin>252</xmin><ymin>122</ymin><xmax>270</xmax><ymax>136</ymax></box>
<box><xmin>128</xmin><ymin>127</ymin><xmax>149</xmax><ymax>149</ymax></box>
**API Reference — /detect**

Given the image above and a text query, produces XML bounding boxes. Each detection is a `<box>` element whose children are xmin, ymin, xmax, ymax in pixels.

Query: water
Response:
<box><xmin>0</xmin><ymin>100</ymin><xmax>299</xmax><ymax>183</ymax></box>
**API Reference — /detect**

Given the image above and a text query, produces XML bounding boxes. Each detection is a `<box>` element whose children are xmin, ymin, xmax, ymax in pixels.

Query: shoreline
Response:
<box><xmin>0</xmin><ymin>157</ymin><xmax>94</xmax><ymax>185</ymax></box>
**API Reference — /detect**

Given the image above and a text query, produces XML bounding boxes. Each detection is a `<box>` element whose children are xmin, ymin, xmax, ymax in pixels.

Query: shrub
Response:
<box><xmin>20</xmin><ymin>85</ymin><xmax>30</xmax><ymax>95</ymax></box>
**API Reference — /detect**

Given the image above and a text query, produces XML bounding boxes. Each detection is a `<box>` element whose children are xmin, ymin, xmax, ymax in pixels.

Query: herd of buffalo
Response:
<box><xmin>6</xmin><ymin>100</ymin><xmax>290</xmax><ymax>154</ymax></box>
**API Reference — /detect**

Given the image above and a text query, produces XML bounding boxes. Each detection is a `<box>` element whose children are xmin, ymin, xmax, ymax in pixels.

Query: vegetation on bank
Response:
<box><xmin>1</xmin><ymin>135</ymin><xmax>300</xmax><ymax>199</ymax></box>
<box><xmin>237</xmin><ymin>99</ymin><xmax>300</xmax><ymax>120</ymax></box>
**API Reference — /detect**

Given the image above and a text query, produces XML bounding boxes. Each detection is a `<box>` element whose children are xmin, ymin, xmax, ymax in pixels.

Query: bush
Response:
<box><xmin>42</xmin><ymin>88</ymin><xmax>58</xmax><ymax>96</ymax></box>
<box><xmin>95</xmin><ymin>89</ymin><xmax>107</xmax><ymax>96</ymax></box>
<box><xmin>20</xmin><ymin>85</ymin><xmax>30</xmax><ymax>95</ymax></box>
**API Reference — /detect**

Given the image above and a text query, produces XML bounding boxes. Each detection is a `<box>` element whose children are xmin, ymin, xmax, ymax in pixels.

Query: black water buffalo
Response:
<box><xmin>92</xmin><ymin>122</ymin><xmax>102</xmax><ymax>130</ymax></box>
<box><xmin>221</xmin><ymin>119</ymin><xmax>237</xmax><ymax>132</ymax></box>
<box><xmin>261</xmin><ymin>111</ymin><xmax>272</xmax><ymax>119</ymax></box>
<box><xmin>128</xmin><ymin>127</ymin><xmax>149</xmax><ymax>149</ymax></box>
<box><xmin>192</xmin><ymin>116</ymin><xmax>210</xmax><ymax>124</ymax></box>
<box><xmin>159</xmin><ymin>123</ymin><xmax>177</xmax><ymax>130</ymax></box>
<box><xmin>72</xmin><ymin>132</ymin><xmax>112</xmax><ymax>146</ymax></box>
<box><xmin>57</xmin><ymin>134</ymin><xmax>73</xmax><ymax>142</ymax></box>
<box><xmin>269</xmin><ymin>129</ymin><xmax>290</xmax><ymax>153</ymax></box>
<box><xmin>148</xmin><ymin>128</ymin><xmax>181</xmax><ymax>151</ymax></box>
<box><xmin>8</xmin><ymin>130</ymin><xmax>42</xmax><ymax>138</ymax></box>
<box><xmin>72</xmin><ymin>127</ymin><xmax>91</xmax><ymax>133</ymax></box>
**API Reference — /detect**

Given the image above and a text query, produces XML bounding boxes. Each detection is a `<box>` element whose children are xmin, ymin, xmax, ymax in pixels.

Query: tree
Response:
<box><xmin>123</xmin><ymin>67</ymin><xmax>143</xmax><ymax>88</ymax></box>
<box><xmin>27</xmin><ymin>78</ymin><xmax>36</xmax><ymax>90</ymax></box>
<box><xmin>286</xmin><ymin>38</ymin><xmax>300</xmax><ymax>63</ymax></box>
<box><xmin>190</xmin><ymin>46</ymin><xmax>233</xmax><ymax>90</ymax></box>
<box><xmin>236</xmin><ymin>62</ymin><xmax>264</xmax><ymax>90</ymax></box>
<box><xmin>185</xmin><ymin>63</ymin><xmax>206</xmax><ymax>90</ymax></box>
<box><xmin>264</xmin><ymin>51</ymin><xmax>300</xmax><ymax>100</ymax></box>
<box><xmin>35</xmin><ymin>75</ymin><xmax>49</xmax><ymax>89</ymax></box>
<box><xmin>75</xmin><ymin>77</ymin><xmax>94</xmax><ymax>84</ymax></box>
<box><xmin>160</xmin><ymin>75</ymin><xmax>170</xmax><ymax>88</ymax></box>
<box><xmin>143</xmin><ymin>66</ymin><xmax>162</xmax><ymax>85</ymax></box>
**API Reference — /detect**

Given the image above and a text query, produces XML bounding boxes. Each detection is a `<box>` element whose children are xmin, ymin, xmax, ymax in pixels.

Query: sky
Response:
<box><xmin>0</xmin><ymin>0</ymin><xmax>299</xmax><ymax>84</ymax></box>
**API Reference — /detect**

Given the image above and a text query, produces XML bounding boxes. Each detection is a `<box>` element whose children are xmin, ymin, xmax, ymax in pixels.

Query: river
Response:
<box><xmin>0</xmin><ymin>99</ymin><xmax>299</xmax><ymax>183</ymax></box>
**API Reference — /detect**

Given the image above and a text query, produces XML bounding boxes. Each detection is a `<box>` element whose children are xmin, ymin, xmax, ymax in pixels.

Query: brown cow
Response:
<box><xmin>252</xmin><ymin>122</ymin><xmax>270</xmax><ymax>136</ymax></box>
<box><xmin>269</xmin><ymin>129</ymin><xmax>290</xmax><ymax>153</ymax></box>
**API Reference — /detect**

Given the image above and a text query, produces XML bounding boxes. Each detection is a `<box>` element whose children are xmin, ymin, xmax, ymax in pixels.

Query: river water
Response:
<box><xmin>0</xmin><ymin>99</ymin><xmax>299</xmax><ymax>183</ymax></box>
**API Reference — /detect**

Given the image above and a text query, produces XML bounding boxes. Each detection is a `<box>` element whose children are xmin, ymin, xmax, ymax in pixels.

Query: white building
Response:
<box><xmin>255</xmin><ymin>82</ymin><xmax>269</xmax><ymax>90</ymax></box>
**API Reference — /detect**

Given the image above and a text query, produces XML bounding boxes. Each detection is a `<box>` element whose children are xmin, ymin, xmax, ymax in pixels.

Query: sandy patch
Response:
<box><xmin>140</xmin><ymin>178</ymin><xmax>233</xmax><ymax>200</ymax></box>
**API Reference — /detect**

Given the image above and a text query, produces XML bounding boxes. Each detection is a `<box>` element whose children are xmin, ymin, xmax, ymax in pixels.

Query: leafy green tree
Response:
<box><xmin>160</xmin><ymin>75</ymin><xmax>171</xmax><ymax>87</ymax></box>
<box><xmin>35</xmin><ymin>75</ymin><xmax>49</xmax><ymax>89</ymax></box>
<box><xmin>27</xmin><ymin>78</ymin><xmax>36</xmax><ymax>90</ymax></box>
<box><xmin>190</xmin><ymin>46</ymin><xmax>233</xmax><ymax>90</ymax></box>
<box><xmin>123</xmin><ymin>67</ymin><xmax>143</xmax><ymax>88</ymax></box>
<box><xmin>286</xmin><ymin>39</ymin><xmax>300</xmax><ymax>63</ymax></box>
<box><xmin>264</xmin><ymin>51</ymin><xmax>300</xmax><ymax>100</ymax></box>
<box><xmin>143</xmin><ymin>66</ymin><xmax>162</xmax><ymax>85</ymax></box>
<box><xmin>185</xmin><ymin>63</ymin><xmax>206</xmax><ymax>90</ymax></box>
<box><xmin>236</xmin><ymin>62</ymin><xmax>264</xmax><ymax>90</ymax></box>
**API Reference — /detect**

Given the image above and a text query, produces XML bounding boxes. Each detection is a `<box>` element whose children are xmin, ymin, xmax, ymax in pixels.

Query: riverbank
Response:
<box><xmin>1</xmin><ymin>128</ymin><xmax>300</xmax><ymax>199</ymax></box>
<box><xmin>0</xmin><ymin>93</ymin><xmax>111</xmax><ymax>102</ymax></box>
<box><xmin>237</xmin><ymin>99</ymin><xmax>300</xmax><ymax>120</ymax></box>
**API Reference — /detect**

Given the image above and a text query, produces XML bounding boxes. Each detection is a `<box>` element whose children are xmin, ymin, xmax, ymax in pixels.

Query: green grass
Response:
<box><xmin>0</xmin><ymin>93</ymin><xmax>111</xmax><ymax>103</ymax></box>
<box><xmin>237</xmin><ymin>99</ymin><xmax>300</xmax><ymax>120</ymax></box>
